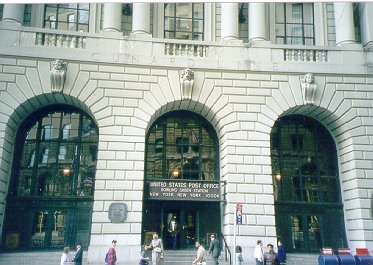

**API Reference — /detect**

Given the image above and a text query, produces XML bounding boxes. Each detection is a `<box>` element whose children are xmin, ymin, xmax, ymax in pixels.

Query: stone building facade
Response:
<box><xmin>0</xmin><ymin>2</ymin><xmax>372</xmax><ymax>264</ymax></box>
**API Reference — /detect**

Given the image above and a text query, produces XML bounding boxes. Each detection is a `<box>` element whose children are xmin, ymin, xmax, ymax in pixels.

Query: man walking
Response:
<box><xmin>209</xmin><ymin>234</ymin><xmax>220</xmax><ymax>265</ymax></box>
<box><xmin>192</xmin><ymin>241</ymin><xmax>206</xmax><ymax>265</ymax></box>
<box><xmin>71</xmin><ymin>243</ymin><xmax>83</xmax><ymax>265</ymax></box>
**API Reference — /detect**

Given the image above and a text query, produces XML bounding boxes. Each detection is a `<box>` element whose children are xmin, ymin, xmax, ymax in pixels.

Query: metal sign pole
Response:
<box><xmin>234</xmin><ymin>210</ymin><xmax>237</xmax><ymax>265</ymax></box>
<box><xmin>234</xmin><ymin>204</ymin><xmax>242</xmax><ymax>265</ymax></box>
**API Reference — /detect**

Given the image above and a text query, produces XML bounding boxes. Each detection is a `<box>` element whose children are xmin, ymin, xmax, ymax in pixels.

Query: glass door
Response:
<box><xmin>289</xmin><ymin>214</ymin><xmax>322</xmax><ymax>252</ymax></box>
<box><xmin>30</xmin><ymin>210</ymin><xmax>67</xmax><ymax>248</ymax></box>
<box><xmin>164</xmin><ymin>210</ymin><xmax>181</xmax><ymax>249</ymax></box>
<box><xmin>163</xmin><ymin>209</ymin><xmax>197</xmax><ymax>249</ymax></box>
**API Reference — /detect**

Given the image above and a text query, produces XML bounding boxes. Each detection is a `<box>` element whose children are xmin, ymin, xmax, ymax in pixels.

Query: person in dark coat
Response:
<box><xmin>71</xmin><ymin>243</ymin><xmax>83</xmax><ymax>265</ymax></box>
<box><xmin>277</xmin><ymin>241</ymin><xmax>286</xmax><ymax>264</ymax></box>
<box><xmin>209</xmin><ymin>234</ymin><xmax>221</xmax><ymax>265</ymax></box>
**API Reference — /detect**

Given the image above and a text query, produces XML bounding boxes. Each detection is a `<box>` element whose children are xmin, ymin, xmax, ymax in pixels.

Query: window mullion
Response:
<box><xmin>31</xmin><ymin>120</ymin><xmax>43</xmax><ymax>196</ymax></box>
<box><xmin>301</xmin><ymin>4</ymin><xmax>305</xmax><ymax>45</ymax></box>
<box><xmin>284</xmin><ymin>3</ymin><xmax>287</xmax><ymax>44</ymax></box>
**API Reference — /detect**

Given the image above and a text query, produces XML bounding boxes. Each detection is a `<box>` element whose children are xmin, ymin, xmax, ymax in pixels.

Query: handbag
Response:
<box><xmin>155</xmin><ymin>247</ymin><xmax>162</xmax><ymax>253</ymax></box>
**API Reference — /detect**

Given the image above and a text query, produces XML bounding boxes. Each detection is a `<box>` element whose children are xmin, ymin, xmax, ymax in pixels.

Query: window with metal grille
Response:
<box><xmin>271</xmin><ymin>115</ymin><xmax>340</xmax><ymax>203</ymax></box>
<box><xmin>44</xmin><ymin>3</ymin><xmax>90</xmax><ymax>32</ymax></box>
<box><xmin>271</xmin><ymin>115</ymin><xmax>347</xmax><ymax>253</ymax></box>
<box><xmin>12</xmin><ymin>107</ymin><xmax>98</xmax><ymax>198</ymax></box>
<box><xmin>164</xmin><ymin>3</ymin><xmax>204</xmax><ymax>41</ymax></box>
<box><xmin>146</xmin><ymin>111</ymin><xmax>218</xmax><ymax>181</ymax></box>
<box><xmin>275</xmin><ymin>3</ymin><xmax>315</xmax><ymax>45</ymax></box>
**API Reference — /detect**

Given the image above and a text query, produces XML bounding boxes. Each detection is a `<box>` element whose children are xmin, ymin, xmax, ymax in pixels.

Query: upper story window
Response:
<box><xmin>44</xmin><ymin>3</ymin><xmax>90</xmax><ymax>32</ymax></box>
<box><xmin>275</xmin><ymin>3</ymin><xmax>315</xmax><ymax>45</ymax></box>
<box><xmin>0</xmin><ymin>4</ymin><xmax>3</xmax><ymax>20</ymax></box>
<box><xmin>164</xmin><ymin>3</ymin><xmax>204</xmax><ymax>41</ymax></box>
<box><xmin>23</xmin><ymin>4</ymin><xmax>31</xmax><ymax>26</ymax></box>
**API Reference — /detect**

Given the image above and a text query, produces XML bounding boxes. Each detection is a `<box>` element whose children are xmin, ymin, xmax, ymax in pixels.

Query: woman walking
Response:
<box><xmin>146</xmin><ymin>233</ymin><xmax>164</xmax><ymax>265</ymax></box>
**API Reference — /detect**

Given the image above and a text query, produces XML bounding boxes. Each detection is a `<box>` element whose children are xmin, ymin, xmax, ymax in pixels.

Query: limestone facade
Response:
<box><xmin>0</xmin><ymin>2</ymin><xmax>372</xmax><ymax>264</ymax></box>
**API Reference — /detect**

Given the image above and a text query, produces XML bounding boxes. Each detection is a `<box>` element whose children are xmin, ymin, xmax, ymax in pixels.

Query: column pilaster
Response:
<box><xmin>2</xmin><ymin>4</ymin><xmax>25</xmax><ymax>23</ymax></box>
<box><xmin>102</xmin><ymin>3</ymin><xmax>122</xmax><ymax>32</ymax></box>
<box><xmin>249</xmin><ymin>3</ymin><xmax>267</xmax><ymax>42</ymax></box>
<box><xmin>334</xmin><ymin>3</ymin><xmax>355</xmax><ymax>45</ymax></box>
<box><xmin>359</xmin><ymin>3</ymin><xmax>373</xmax><ymax>47</ymax></box>
<box><xmin>132</xmin><ymin>3</ymin><xmax>151</xmax><ymax>36</ymax></box>
<box><xmin>221</xmin><ymin>3</ymin><xmax>238</xmax><ymax>41</ymax></box>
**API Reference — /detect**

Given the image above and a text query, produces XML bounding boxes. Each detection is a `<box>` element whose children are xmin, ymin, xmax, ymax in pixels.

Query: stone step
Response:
<box><xmin>286</xmin><ymin>253</ymin><xmax>319</xmax><ymax>265</ymax></box>
<box><xmin>0</xmin><ymin>250</ymin><xmax>231</xmax><ymax>265</ymax></box>
<box><xmin>0</xmin><ymin>250</ymin><xmax>319</xmax><ymax>265</ymax></box>
<box><xmin>163</xmin><ymin>250</ymin><xmax>231</xmax><ymax>265</ymax></box>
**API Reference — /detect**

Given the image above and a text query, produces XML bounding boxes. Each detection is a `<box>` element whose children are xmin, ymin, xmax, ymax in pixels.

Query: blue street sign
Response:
<box><xmin>236</xmin><ymin>204</ymin><xmax>242</xmax><ymax>225</ymax></box>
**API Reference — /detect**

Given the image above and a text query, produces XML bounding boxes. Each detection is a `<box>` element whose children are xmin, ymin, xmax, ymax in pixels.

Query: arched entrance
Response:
<box><xmin>142</xmin><ymin>110</ymin><xmax>221</xmax><ymax>249</ymax></box>
<box><xmin>2</xmin><ymin>104</ymin><xmax>98</xmax><ymax>250</ymax></box>
<box><xmin>271</xmin><ymin>115</ymin><xmax>347</xmax><ymax>253</ymax></box>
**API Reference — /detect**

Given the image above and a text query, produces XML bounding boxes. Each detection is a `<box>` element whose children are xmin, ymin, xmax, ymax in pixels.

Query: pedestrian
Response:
<box><xmin>70</xmin><ymin>243</ymin><xmax>83</xmax><ymax>265</ymax></box>
<box><xmin>277</xmin><ymin>241</ymin><xmax>286</xmax><ymax>265</ymax></box>
<box><xmin>146</xmin><ymin>233</ymin><xmax>164</xmax><ymax>265</ymax></box>
<box><xmin>235</xmin><ymin>245</ymin><xmax>243</xmax><ymax>265</ymax></box>
<box><xmin>254</xmin><ymin>240</ymin><xmax>264</xmax><ymax>265</ymax></box>
<box><xmin>192</xmin><ymin>241</ymin><xmax>206</xmax><ymax>265</ymax></box>
<box><xmin>263</xmin><ymin>244</ymin><xmax>278</xmax><ymax>265</ymax></box>
<box><xmin>106</xmin><ymin>240</ymin><xmax>118</xmax><ymax>265</ymax></box>
<box><xmin>140</xmin><ymin>245</ymin><xmax>150</xmax><ymax>265</ymax></box>
<box><xmin>208</xmin><ymin>234</ymin><xmax>220</xmax><ymax>265</ymax></box>
<box><xmin>60</xmin><ymin>247</ymin><xmax>70</xmax><ymax>265</ymax></box>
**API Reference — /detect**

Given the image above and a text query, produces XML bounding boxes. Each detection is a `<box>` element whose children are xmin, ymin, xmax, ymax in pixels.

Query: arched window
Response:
<box><xmin>3</xmin><ymin>105</ymin><xmax>98</xmax><ymax>250</ymax></box>
<box><xmin>146</xmin><ymin>110</ymin><xmax>218</xmax><ymax>181</ymax></box>
<box><xmin>271</xmin><ymin>115</ymin><xmax>346</xmax><ymax>252</ymax></box>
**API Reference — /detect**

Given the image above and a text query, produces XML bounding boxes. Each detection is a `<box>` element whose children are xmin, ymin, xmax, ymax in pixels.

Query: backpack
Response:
<box><xmin>105</xmin><ymin>252</ymin><xmax>109</xmax><ymax>263</ymax></box>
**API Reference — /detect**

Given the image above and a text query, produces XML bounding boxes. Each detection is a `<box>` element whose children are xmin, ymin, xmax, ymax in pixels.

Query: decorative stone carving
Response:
<box><xmin>301</xmin><ymin>73</ymin><xmax>316</xmax><ymax>105</ymax></box>
<box><xmin>180</xmin><ymin>68</ymin><xmax>194</xmax><ymax>99</ymax></box>
<box><xmin>50</xmin><ymin>59</ymin><xmax>67</xmax><ymax>93</ymax></box>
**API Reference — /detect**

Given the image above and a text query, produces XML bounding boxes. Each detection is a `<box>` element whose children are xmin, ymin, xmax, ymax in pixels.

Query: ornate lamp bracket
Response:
<box><xmin>50</xmin><ymin>59</ymin><xmax>67</xmax><ymax>93</ymax></box>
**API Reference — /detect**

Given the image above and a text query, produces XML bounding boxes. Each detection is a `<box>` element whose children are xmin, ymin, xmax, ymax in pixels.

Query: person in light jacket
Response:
<box><xmin>60</xmin><ymin>247</ymin><xmax>70</xmax><ymax>265</ymax></box>
<box><xmin>192</xmin><ymin>241</ymin><xmax>206</xmax><ymax>265</ymax></box>
<box><xmin>146</xmin><ymin>233</ymin><xmax>164</xmax><ymax>265</ymax></box>
<box><xmin>254</xmin><ymin>240</ymin><xmax>264</xmax><ymax>265</ymax></box>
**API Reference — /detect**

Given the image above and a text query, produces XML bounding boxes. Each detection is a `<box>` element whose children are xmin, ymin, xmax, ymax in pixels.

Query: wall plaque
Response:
<box><xmin>147</xmin><ymin>180</ymin><xmax>221</xmax><ymax>202</ymax></box>
<box><xmin>108</xmin><ymin>203</ymin><xmax>128</xmax><ymax>223</ymax></box>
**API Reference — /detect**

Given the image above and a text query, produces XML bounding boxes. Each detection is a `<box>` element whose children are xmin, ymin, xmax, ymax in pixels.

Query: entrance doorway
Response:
<box><xmin>163</xmin><ymin>209</ymin><xmax>196</xmax><ymax>249</ymax></box>
<box><xmin>142</xmin><ymin>201</ymin><xmax>220</xmax><ymax>250</ymax></box>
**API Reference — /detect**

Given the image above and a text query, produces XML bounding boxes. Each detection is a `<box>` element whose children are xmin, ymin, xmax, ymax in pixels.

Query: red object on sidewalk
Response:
<box><xmin>356</xmin><ymin>248</ymin><xmax>369</xmax><ymax>256</ymax></box>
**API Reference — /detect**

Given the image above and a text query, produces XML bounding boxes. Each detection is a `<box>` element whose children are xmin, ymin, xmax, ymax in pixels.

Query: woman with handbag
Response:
<box><xmin>146</xmin><ymin>233</ymin><xmax>164</xmax><ymax>265</ymax></box>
